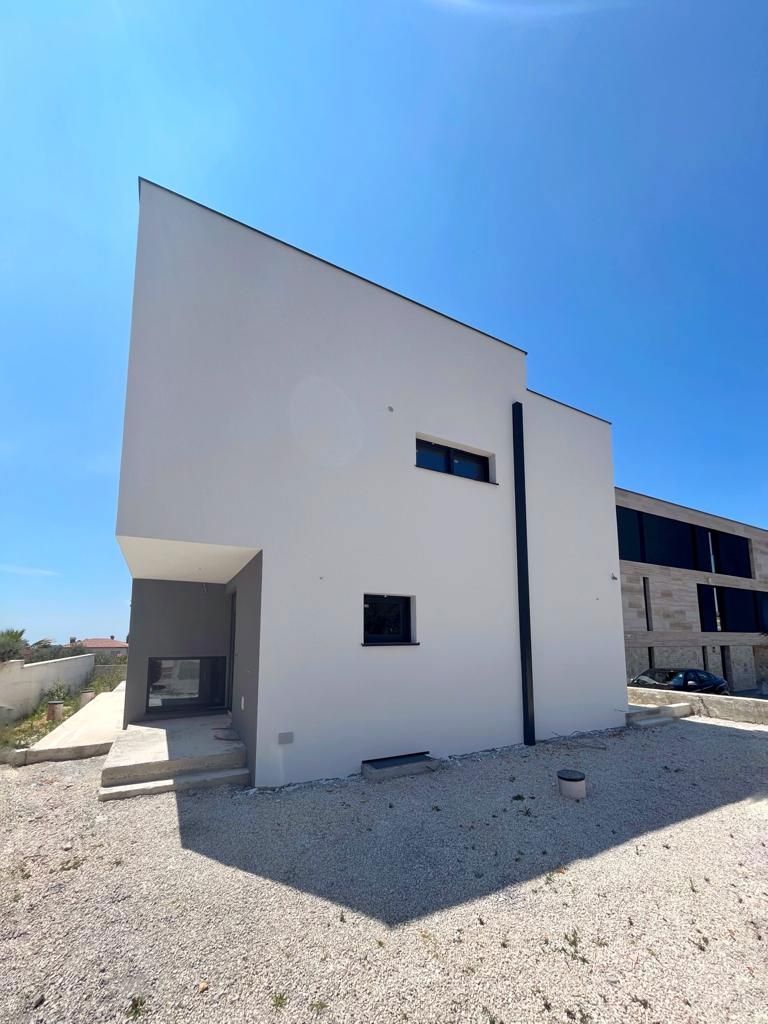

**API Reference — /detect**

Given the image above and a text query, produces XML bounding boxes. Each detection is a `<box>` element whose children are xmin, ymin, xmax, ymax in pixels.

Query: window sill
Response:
<box><xmin>361</xmin><ymin>642</ymin><xmax>421</xmax><ymax>647</ymax></box>
<box><xmin>414</xmin><ymin>465</ymin><xmax>498</xmax><ymax>485</ymax></box>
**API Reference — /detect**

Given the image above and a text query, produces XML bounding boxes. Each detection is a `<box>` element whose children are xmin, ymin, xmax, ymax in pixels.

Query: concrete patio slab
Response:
<box><xmin>100</xmin><ymin>714</ymin><xmax>246</xmax><ymax>788</ymax></box>
<box><xmin>26</xmin><ymin>682</ymin><xmax>126</xmax><ymax>764</ymax></box>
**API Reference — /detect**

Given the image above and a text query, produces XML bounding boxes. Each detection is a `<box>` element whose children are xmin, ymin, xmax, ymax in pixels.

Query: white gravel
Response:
<box><xmin>1</xmin><ymin>716</ymin><xmax>767</xmax><ymax>1024</ymax></box>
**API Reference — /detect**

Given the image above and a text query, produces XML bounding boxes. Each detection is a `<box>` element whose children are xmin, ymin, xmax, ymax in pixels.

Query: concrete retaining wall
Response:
<box><xmin>627</xmin><ymin>685</ymin><xmax>768</xmax><ymax>726</ymax></box>
<box><xmin>0</xmin><ymin>655</ymin><xmax>95</xmax><ymax>723</ymax></box>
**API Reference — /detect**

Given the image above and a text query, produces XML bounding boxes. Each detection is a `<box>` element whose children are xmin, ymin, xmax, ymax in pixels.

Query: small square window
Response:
<box><xmin>363</xmin><ymin>594</ymin><xmax>412</xmax><ymax>644</ymax></box>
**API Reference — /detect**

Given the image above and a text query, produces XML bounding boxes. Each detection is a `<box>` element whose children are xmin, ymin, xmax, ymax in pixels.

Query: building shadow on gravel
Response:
<box><xmin>175</xmin><ymin>718</ymin><xmax>767</xmax><ymax>926</ymax></box>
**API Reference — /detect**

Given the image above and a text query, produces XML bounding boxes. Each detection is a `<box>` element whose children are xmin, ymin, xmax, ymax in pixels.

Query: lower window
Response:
<box><xmin>363</xmin><ymin>594</ymin><xmax>413</xmax><ymax>644</ymax></box>
<box><xmin>146</xmin><ymin>656</ymin><xmax>227</xmax><ymax>713</ymax></box>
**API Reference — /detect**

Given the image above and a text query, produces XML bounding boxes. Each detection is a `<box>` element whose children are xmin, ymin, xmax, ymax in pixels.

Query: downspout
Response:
<box><xmin>512</xmin><ymin>401</ymin><xmax>535</xmax><ymax>745</ymax></box>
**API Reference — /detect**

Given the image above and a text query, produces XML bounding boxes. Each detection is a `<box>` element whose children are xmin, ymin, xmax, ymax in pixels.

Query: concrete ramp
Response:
<box><xmin>26</xmin><ymin>683</ymin><xmax>126</xmax><ymax>765</ymax></box>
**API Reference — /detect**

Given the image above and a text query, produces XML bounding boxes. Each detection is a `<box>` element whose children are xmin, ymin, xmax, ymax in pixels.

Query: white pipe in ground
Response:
<box><xmin>557</xmin><ymin>768</ymin><xmax>586</xmax><ymax>800</ymax></box>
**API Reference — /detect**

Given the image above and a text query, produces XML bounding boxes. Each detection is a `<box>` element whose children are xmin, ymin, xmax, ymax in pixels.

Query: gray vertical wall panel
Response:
<box><xmin>226</xmin><ymin>552</ymin><xmax>262</xmax><ymax>782</ymax></box>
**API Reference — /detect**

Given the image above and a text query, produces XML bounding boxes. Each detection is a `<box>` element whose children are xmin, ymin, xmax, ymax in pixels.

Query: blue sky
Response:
<box><xmin>1</xmin><ymin>0</ymin><xmax>766</xmax><ymax>643</ymax></box>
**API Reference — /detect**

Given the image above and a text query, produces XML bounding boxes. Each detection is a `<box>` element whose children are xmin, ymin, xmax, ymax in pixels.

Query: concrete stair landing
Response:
<box><xmin>99</xmin><ymin>715</ymin><xmax>249</xmax><ymax>801</ymax></box>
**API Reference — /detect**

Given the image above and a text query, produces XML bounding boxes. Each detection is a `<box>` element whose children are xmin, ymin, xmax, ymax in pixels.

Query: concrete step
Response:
<box><xmin>98</xmin><ymin>766</ymin><xmax>250</xmax><ymax>802</ymax></box>
<box><xmin>626</xmin><ymin>705</ymin><xmax>662</xmax><ymax>722</ymax></box>
<box><xmin>102</xmin><ymin>745</ymin><xmax>245</xmax><ymax>786</ymax></box>
<box><xmin>627</xmin><ymin>715</ymin><xmax>674</xmax><ymax>729</ymax></box>
<box><xmin>101</xmin><ymin>716</ymin><xmax>246</xmax><ymax>787</ymax></box>
<box><xmin>626</xmin><ymin>702</ymin><xmax>692</xmax><ymax>727</ymax></box>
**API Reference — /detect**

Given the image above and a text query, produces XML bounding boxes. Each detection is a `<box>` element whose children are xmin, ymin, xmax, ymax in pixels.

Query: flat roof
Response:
<box><xmin>615</xmin><ymin>487</ymin><xmax>767</xmax><ymax>534</ymax></box>
<box><xmin>138</xmin><ymin>178</ymin><xmax>528</xmax><ymax>356</ymax></box>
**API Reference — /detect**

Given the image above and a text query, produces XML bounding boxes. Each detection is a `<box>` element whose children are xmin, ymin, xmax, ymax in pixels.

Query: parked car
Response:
<box><xmin>631</xmin><ymin>668</ymin><xmax>728</xmax><ymax>694</ymax></box>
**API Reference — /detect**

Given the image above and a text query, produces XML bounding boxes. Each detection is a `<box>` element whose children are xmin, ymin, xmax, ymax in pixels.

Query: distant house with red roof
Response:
<box><xmin>69</xmin><ymin>636</ymin><xmax>129</xmax><ymax>659</ymax></box>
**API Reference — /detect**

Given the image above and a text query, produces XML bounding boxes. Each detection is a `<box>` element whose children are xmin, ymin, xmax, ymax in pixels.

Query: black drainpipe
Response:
<box><xmin>512</xmin><ymin>401</ymin><xmax>535</xmax><ymax>745</ymax></box>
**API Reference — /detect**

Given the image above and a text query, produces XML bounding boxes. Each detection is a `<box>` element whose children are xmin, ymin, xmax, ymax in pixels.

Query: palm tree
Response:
<box><xmin>0</xmin><ymin>628</ymin><xmax>26</xmax><ymax>662</ymax></box>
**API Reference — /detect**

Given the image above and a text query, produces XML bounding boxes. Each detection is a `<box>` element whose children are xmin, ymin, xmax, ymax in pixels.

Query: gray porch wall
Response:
<box><xmin>226</xmin><ymin>552</ymin><xmax>262</xmax><ymax>784</ymax></box>
<box><xmin>124</xmin><ymin>579</ymin><xmax>230</xmax><ymax>727</ymax></box>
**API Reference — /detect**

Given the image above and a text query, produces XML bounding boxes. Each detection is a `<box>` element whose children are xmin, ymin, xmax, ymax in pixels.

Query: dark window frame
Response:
<box><xmin>145</xmin><ymin>655</ymin><xmax>229</xmax><ymax>715</ymax></box>
<box><xmin>699</xmin><ymin>583</ymin><xmax>767</xmax><ymax>633</ymax></box>
<box><xmin>415</xmin><ymin>437</ymin><xmax>493</xmax><ymax>484</ymax></box>
<box><xmin>362</xmin><ymin>594</ymin><xmax>418</xmax><ymax>646</ymax></box>
<box><xmin>617</xmin><ymin>505</ymin><xmax>753</xmax><ymax>579</ymax></box>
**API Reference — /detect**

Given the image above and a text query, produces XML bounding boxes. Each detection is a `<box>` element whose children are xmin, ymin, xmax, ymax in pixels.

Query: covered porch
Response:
<box><xmin>117</xmin><ymin>536</ymin><xmax>262</xmax><ymax>785</ymax></box>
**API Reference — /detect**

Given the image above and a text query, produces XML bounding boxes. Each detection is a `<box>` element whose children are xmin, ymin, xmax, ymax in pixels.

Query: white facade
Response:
<box><xmin>117</xmin><ymin>181</ymin><xmax>627</xmax><ymax>787</ymax></box>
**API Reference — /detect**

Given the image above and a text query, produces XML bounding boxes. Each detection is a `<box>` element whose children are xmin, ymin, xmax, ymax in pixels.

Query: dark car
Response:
<box><xmin>631</xmin><ymin>668</ymin><xmax>728</xmax><ymax>694</ymax></box>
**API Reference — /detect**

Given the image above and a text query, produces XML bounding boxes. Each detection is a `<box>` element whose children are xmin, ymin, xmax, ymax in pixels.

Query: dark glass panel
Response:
<box><xmin>641</xmin><ymin>512</ymin><xmax>696</xmax><ymax>570</ymax></box>
<box><xmin>146</xmin><ymin>656</ymin><xmax>227</xmax><ymax>712</ymax></box>
<box><xmin>756</xmin><ymin>592</ymin><xmax>768</xmax><ymax>632</ymax></box>
<box><xmin>416</xmin><ymin>439</ymin><xmax>450</xmax><ymax>474</ymax></box>
<box><xmin>451</xmin><ymin>449</ymin><xmax>489</xmax><ymax>482</ymax></box>
<box><xmin>616</xmin><ymin>506</ymin><xmax>643</xmax><ymax>562</ymax></box>
<box><xmin>363</xmin><ymin>594</ymin><xmax>411</xmax><ymax>644</ymax></box>
<box><xmin>698</xmin><ymin>585</ymin><xmax>718</xmax><ymax>632</ymax></box>
<box><xmin>719</xmin><ymin>587</ymin><xmax>758</xmax><ymax>632</ymax></box>
<box><xmin>712</xmin><ymin>531</ymin><xmax>751</xmax><ymax>578</ymax></box>
<box><xmin>693</xmin><ymin>525</ymin><xmax>713</xmax><ymax>572</ymax></box>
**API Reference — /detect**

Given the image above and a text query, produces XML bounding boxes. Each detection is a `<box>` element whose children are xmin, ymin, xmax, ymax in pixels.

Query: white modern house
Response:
<box><xmin>116</xmin><ymin>180</ymin><xmax>627</xmax><ymax>789</ymax></box>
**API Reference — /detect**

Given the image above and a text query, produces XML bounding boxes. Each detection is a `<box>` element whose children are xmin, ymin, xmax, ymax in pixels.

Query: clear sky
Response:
<box><xmin>1</xmin><ymin>0</ymin><xmax>766</xmax><ymax>643</ymax></box>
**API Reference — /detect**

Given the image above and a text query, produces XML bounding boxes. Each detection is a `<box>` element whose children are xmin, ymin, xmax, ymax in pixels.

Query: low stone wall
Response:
<box><xmin>627</xmin><ymin>685</ymin><xmax>768</xmax><ymax>726</ymax></box>
<box><xmin>0</xmin><ymin>655</ymin><xmax>95</xmax><ymax>723</ymax></box>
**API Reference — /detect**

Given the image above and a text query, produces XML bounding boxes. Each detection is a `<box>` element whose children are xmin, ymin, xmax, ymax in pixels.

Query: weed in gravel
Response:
<box><xmin>14</xmin><ymin>860</ymin><xmax>31</xmax><ymax>880</ymax></box>
<box><xmin>630</xmin><ymin>995</ymin><xmax>651</xmax><ymax>1010</ymax></box>
<box><xmin>310</xmin><ymin>1000</ymin><xmax>328</xmax><ymax>1015</ymax></box>
<box><xmin>594</xmin><ymin>935</ymin><xmax>608</xmax><ymax>948</ymax></box>
<box><xmin>520</xmin><ymin>807</ymin><xmax>532</xmax><ymax>817</ymax></box>
<box><xmin>690</xmin><ymin>878</ymin><xmax>698</xmax><ymax>893</ymax></box>
<box><xmin>565</xmin><ymin>1010</ymin><xmax>591</xmax><ymax>1024</ymax></box>
<box><xmin>541</xmin><ymin>997</ymin><xmax>552</xmax><ymax>1011</ymax></box>
<box><xmin>512</xmin><ymin>793</ymin><xmax>525</xmax><ymax>801</ymax></box>
<box><xmin>481</xmin><ymin>1007</ymin><xmax>503</xmax><ymax>1023</ymax></box>
<box><xmin>127</xmin><ymin>995</ymin><xmax>146</xmax><ymax>1019</ymax></box>
<box><xmin>562</xmin><ymin>929</ymin><xmax>589</xmax><ymax>964</ymax></box>
<box><xmin>339</xmin><ymin>910</ymin><xmax>345</xmax><ymax>923</ymax></box>
<box><xmin>376</xmin><ymin>939</ymin><xmax>385</xmax><ymax>947</ymax></box>
<box><xmin>59</xmin><ymin>856</ymin><xmax>84</xmax><ymax>872</ymax></box>
<box><xmin>431</xmin><ymin>805</ymin><xmax>441</xmax><ymax>811</ymax></box>
<box><xmin>691</xmin><ymin>933</ymin><xmax>710</xmax><ymax>952</ymax></box>
<box><xmin>272</xmin><ymin>992</ymin><xmax>288</xmax><ymax>1009</ymax></box>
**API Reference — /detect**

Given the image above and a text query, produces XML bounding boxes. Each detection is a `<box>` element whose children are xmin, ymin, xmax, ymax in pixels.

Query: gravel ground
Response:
<box><xmin>2</xmin><ymin>716</ymin><xmax>767</xmax><ymax>1024</ymax></box>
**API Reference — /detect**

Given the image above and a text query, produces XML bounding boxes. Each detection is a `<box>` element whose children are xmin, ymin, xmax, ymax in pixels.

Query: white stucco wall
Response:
<box><xmin>0</xmin><ymin>655</ymin><xmax>95</xmax><ymax>723</ymax></box>
<box><xmin>118</xmin><ymin>182</ymin><xmax>625</xmax><ymax>786</ymax></box>
<box><xmin>525</xmin><ymin>394</ymin><xmax>628</xmax><ymax>737</ymax></box>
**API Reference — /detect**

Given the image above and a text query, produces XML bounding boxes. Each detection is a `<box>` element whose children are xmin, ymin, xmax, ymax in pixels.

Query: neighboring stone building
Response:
<box><xmin>617</xmin><ymin>488</ymin><xmax>768</xmax><ymax>691</ymax></box>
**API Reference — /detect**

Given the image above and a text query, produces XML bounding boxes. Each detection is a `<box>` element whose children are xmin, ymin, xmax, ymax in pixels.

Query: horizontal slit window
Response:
<box><xmin>416</xmin><ymin>438</ymin><xmax>490</xmax><ymax>483</ymax></box>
